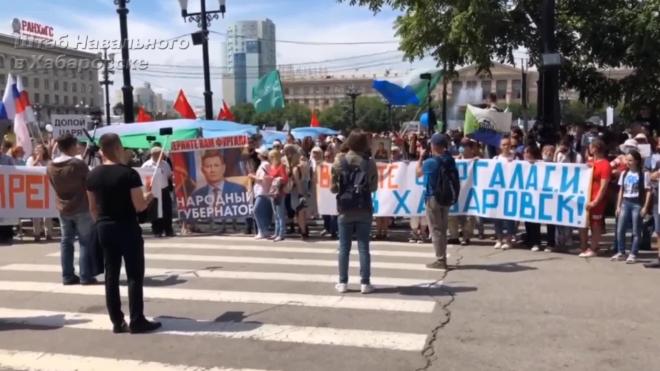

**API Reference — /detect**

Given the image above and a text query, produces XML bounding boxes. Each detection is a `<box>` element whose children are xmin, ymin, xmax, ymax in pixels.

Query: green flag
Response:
<box><xmin>252</xmin><ymin>70</ymin><xmax>285</xmax><ymax>114</ymax></box>
<box><xmin>412</xmin><ymin>71</ymin><xmax>443</xmax><ymax>104</ymax></box>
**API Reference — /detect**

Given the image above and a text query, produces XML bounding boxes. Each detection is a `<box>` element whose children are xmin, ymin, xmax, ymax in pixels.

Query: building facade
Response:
<box><xmin>222</xmin><ymin>19</ymin><xmax>276</xmax><ymax>106</ymax></box>
<box><xmin>281</xmin><ymin>71</ymin><xmax>400</xmax><ymax>112</ymax></box>
<box><xmin>0</xmin><ymin>33</ymin><xmax>103</xmax><ymax>123</ymax></box>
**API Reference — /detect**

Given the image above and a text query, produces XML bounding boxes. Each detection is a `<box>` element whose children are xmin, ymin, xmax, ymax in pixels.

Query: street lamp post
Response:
<box><xmin>540</xmin><ymin>0</ymin><xmax>560</xmax><ymax>143</ymax></box>
<box><xmin>346</xmin><ymin>86</ymin><xmax>361</xmax><ymax>129</ymax></box>
<box><xmin>99</xmin><ymin>48</ymin><xmax>115</xmax><ymax>126</ymax></box>
<box><xmin>114</xmin><ymin>0</ymin><xmax>135</xmax><ymax>123</ymax></box>
<box><xmin>178</xmin><ymin>0</ymin><xmax>227</xmax><ymax>120</ymax></box>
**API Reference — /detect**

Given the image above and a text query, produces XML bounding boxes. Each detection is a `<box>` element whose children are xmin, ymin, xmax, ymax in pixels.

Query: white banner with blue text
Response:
<box><xmin>316</xmin><ymin>159</ymin><xmax>592</xmax><ymax>228</ymax></box>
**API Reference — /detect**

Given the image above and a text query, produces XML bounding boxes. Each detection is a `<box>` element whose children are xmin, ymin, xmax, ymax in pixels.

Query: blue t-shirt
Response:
<box><xmin>422</xmin><ymin>152</ymin><xmax>455</xmax><ymax>200</ymax></box>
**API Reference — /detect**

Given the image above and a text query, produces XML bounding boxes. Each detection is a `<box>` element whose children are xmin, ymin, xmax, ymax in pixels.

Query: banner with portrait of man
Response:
<box><xmin>169</xmin><ymin>135</ymin><xmax>252</xmax><ymax>221</ymax></box>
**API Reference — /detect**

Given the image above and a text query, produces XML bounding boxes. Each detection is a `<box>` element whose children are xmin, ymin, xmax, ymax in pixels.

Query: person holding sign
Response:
<box><xmin>141</xmin><ymin>147</ymin><xmax>174</xmax><ymax>238</ymax></box>
<box><xmin>612</xmin><ymin>150</ymin><xmax>651</xmax><ymax>264</ymax></box>
<box><xmin>492</xmin><ymin>136</ymin><xmax>517</xmax><ymax>251</ymax></box>
<box><xmin>579</xmin><ymin>139</ymin><xmax>612</xmax><ymax>258</ymax></box>
<box><xmin>86</xmin><ymin>133</ymin><xmax>161</xmax><ymax>334</ymax></box>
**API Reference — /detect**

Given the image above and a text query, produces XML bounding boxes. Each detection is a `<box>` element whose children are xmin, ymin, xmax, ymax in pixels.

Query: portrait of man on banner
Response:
<box><xmin>170</xmin><ymin>136</ymin><xmax>252</xmax><ymax>221</ymax></box>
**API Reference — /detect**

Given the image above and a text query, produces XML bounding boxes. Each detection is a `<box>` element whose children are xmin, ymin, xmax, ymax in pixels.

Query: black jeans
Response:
<box><xmin>151</xmin><ymin>190</ymin><xmax>174</xmax><ymax>236</ymax></box>
<box><xmin>525</xmin><ymin>222</ymin><xmax>541</xmax><ymax>247</ymax></box>
<box><xmin>97</xmin><ymin>220</ymin><xmax>145</xmax><ymax>326</ymax></box>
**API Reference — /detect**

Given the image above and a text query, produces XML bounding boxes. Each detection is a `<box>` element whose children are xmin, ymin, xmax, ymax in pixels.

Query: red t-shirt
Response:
<box><xmin>590</xmin><ymin>158</ymin><xmax>612</xmax><ymax>210</ymax></box>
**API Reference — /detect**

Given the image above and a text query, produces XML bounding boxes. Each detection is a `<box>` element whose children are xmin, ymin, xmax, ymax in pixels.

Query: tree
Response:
<box><xmin>340</xmin><ymin>0</ymin><xmax>660</xmax><ymax>118</ymax></box>
<box><xmin>231</xmin><ymin>103</ymin><xmax>256</xmax><ymax>124</ymax></box>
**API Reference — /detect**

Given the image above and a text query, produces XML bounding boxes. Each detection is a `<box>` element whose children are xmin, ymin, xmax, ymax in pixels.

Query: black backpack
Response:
<box><xmin>337</xmin><ymin>157</ymin><xmax>372</xmax><ymax>213</ymax></box>
<box><xmin>433</xmin><ymin>155</ymin><xmax>460</xmax><ymax>206</ymax></box>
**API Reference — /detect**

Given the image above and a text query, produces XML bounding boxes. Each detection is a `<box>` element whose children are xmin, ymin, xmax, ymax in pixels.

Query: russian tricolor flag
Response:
<box><xmin>1</xmin><ymin>74</ymin><xmax>33</xmax><ymax>157</ymax></box>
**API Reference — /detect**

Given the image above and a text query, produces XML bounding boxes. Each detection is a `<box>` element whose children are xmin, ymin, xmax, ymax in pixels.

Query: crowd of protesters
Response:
<box><xmin>2</xmin><ymin>97</ymin><xmax>660</xmax><ymax>272</ymax></box>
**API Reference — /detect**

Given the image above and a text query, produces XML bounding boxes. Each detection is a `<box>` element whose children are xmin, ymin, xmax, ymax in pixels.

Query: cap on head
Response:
<box><xmin>430</xmin><ymin>133</ymin><xmax>449</xmax><ymax>148</ymax></box>
<box><xmin>150</xmin><ymin>146</ymin><xmax>162</xmax><ymax>155</ymax></box>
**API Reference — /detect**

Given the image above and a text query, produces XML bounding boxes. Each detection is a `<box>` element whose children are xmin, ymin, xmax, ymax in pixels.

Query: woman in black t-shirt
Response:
<box><xmin>86</xmin><ymin>133</ymin><xmax>161</xmax><ymax>334</ymax></box>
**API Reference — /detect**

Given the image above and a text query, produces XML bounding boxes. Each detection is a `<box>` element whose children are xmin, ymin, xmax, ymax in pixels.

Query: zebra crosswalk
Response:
<box><xmin>0</xmin><ymin>236</ymin><xmax>448</xmax><ymax>370</ymax></box>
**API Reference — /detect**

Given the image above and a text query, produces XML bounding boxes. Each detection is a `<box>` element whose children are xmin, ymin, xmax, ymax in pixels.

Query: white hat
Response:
<box><xmin>255</xmin><ymin>145</ymin><xmax>269</xmax><ymax>156</ymax></box>
<box><xmin>634</xmin><ymin>133</ymin><xmax>648</xmax><ymax>141</ymax></box>
<box><xmin>150</xmin><ymin>146</ymin><xmax>162</xmax><ymax>154</ymax></box>
<box><xmin>620</xmin><ymin>139</ymin><xmax>639</xmax><ymax>153</ymax></box>
<box><xmin>337</xmin><ymin>135</ymin><xmax>346</xmax><ymax>142</ymax></box>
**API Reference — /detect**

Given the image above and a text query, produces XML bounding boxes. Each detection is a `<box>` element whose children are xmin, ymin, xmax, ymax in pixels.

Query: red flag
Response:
<box><xmin>173</xmin><ymin>89</ymin><xmax>197</xmax><ymax>119</ymax></box>
<box><xmin>221</xmin><ymin>100</ymin><xmax>235</xmax><ymax>121</ymax></box>
<box><xmin>310</xmin><ymin>111</ymin><xmax>320</xmax><ymax>127</ymax></box>
<box><xmin>217</xmin><ymin>107</ymin><xmax>225</xmax><ymax>120</ymax></box>
<box><xmin>137</xmin><ymin>106</ymin><xmax>153</xmax><ymax>123</ymax></box>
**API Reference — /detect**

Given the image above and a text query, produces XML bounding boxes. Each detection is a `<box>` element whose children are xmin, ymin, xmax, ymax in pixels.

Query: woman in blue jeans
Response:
<box><xmin>250</xmin><ymin>148</ymin><xmax>272</xmax><ymax>239</ymax></box>
<box><xmin>612</xmin><ymin>150</ymin><xmax>651</xmax><ymax>264</ymax></box>
<box><xmin>268</xmin><ymin>150</ymin><xmax>289</xmax><ymax>242</ymax></box>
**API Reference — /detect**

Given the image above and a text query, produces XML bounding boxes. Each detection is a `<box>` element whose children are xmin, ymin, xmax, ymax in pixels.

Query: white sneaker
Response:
<box><xmin>544</xmin><ymin>248</ymin><xmax>552</xmax><ymax>253</ymax></box>
<box><xmin>611</xmin><ymin>253</ymin><xmax>625</xmax><ymax>261</ymax></box>
<box><xmin>626</xmin><ymin>254</ymin><xmax>637</xmax><ymax>264</ymax></box>
<box><xmin>501</xmin><ymin>244</ymin><xmax>510</xmax><ymax>251</ymax></box>
<box><xmin>254</xmin><ymin>234</ymin><xmax>265</xmax><ymax>240</ymax></box>
<box><xmin>273</xmin><ymin>236</ymin><xmax>284</xmax><ymax>242</ymax></box>
<box><xmin>335</xmin><ymin>283</ymin><xmax>348</xmax><ymax>293</ymax></box>
<box><xmin>361</xmin><ymin>284</ymin><xmax>374</xmax><ymax>294</ymax></box>
<box><xmin>494</xmin><ymin>241</ymin><xmax>503</xmax><ymax>249</ymax></box>
<box><xmin>531</xmin><ymin>245</ymin><xmax>541</xmax><ymax>252</ymax></box>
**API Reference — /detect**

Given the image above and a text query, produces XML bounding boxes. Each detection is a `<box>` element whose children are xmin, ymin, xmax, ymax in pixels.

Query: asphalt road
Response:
<box><xmin>0</xmin><ymin>234</ymin><xmax>657</xmax><ymax>371</ymax></box>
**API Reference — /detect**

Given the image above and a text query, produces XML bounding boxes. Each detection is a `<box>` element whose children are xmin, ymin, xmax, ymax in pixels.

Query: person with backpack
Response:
<box><xmin>417</xmin><ymin>133</ymin><xmax>460</xmax><ymax>271</ymax></box>
<box><xmin>612</xmin><ymin>150</ymin><xmax>651</xmax><ymax>264</ymax></box>
<box><xmin>331</xmin><ymin>131</ymin><xmax>378</xmax><ymax>294</ymax></box>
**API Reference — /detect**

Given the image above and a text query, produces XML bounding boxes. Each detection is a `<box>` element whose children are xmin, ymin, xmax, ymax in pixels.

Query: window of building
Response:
<box><xmin>45</xmin><ymin>94</ymin><xmax>50</xmax><ymax>104</ymax></box>
<box><xmin>452</xmin><ymin>81</ymin><xmax>462</xmax><ymax>99</ymax></box>
<box><xmin>496</xmin><ymin>80</ymin><xmax>507</xmax><ymax>100</ymax></box>
<box><xmin>511</xmin><ymin>79</ymin><xmax>522</xmax><ymax>99</ymax></box>
<box><xmin>89</xmin><ymin>70</ymin><xmax>94</xmax><ymax>81</ymax></box>
<box><xmin>481</xmin><ymin>80</ymin><xmax>492</xmax><ymax>100</ymax></box>
<box><xmin>64</xmin><ymin>96</ymin><xmax>69</xmax><ymax>105</ymax></box>
<box><xmin>303</xmin><ymin>87</ymin><xmax>309</xmax><ymax>95</ymax></box>
<box><xmin>54</xmin><ymin>81</ymin><xmax>59</xmax><ymax>90</ymax></box>
<box><xmin>54</xmin><ymin>95</ymin><xmax>60</xmax><ymax>104</ymax></box>
<box><xmin>89</xmin><ymin>84</ymin><xmax>94</xmax><ymax>94</ymax></box>
<box><xmin>81</xmin><ymin>84</ymin><xmax>86</xmax><ymax>93</ymax></box>
<box><xmin>466</xmin><ymin>81</ymin><xmax>478</xmax><ymax>90</ymax></box>
<box><xmin>324</xmin><ymin>99</ymin><xmax>330</xmax><ymax>106</ymax></box>
<box><xmin>23</xmin><ymin>78</ymin><xmax>28</xmax><ymax>88</ymax></box>
<box><xmin>73</xmin><ymin>96</ymin><xmax>78</xmax><ymax>105</ymax></box>
<box><xmin>303</xmin><ymin>99</ymin><xmax>309</xmax><ymax>105</ymax></box>
<box><xmin>44</xmin><ymin>79</ymin><xmax>50</xmax><ymax>89</ymax></box>
<box><xmin>34</xmin><ymin>78</ymin><xmax>40</xmax><ymax>89</ymax></box>
<box><xmin>0</xmin><ymin>56</ymin><xmax>4</xmax><ymax>68</ymax></box>
<box><xmin>0</xmin><ymin>74</ymin><xmax>5</xmax><ymax>85</ymax></box>
<box><xmin>284</xmin><ymin>87</ymin><xmax>290</xmax><ymax>95</ymax></box>
<box><xmin>63</xmin><ymin>81</ymin><xmax>68</xmax><ymax>92</ymax></box>
<box><xmin>324</xmin><ymin>86</ymin><xmax>330</xmax><ymax>94</ymax></box>
<box><xmin>72</xmin><ymin>83</ymin><xmax>77</xmax><ymax>93</ymax></box>
<box><xmin>34</xmin><ymin>93</ymin><xmax>40</xmax><ymax>103</ymax></box>
<box><xmin>90</xmin><ymin>98</ymin><xmax>95</xmax><ymax>106</ymax></box>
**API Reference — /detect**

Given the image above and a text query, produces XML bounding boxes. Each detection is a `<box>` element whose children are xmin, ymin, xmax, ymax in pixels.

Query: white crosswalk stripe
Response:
<box><xmin>0</xmin><ymin>264</ymin><xmax>441</xmax><ymax>288</ymax></box>
<box><xmin>0</xmin><ymin>308</ymin><xmax>427</xmax><ymax>351</ymax></box>
<box><xmin>46</xmin><ymin>252</ymin><xmax>434</xmax><ymax>271</ymax></box>
<box><xmin>0</xmin><ymin>235</ymin><xmax>443</xmax><ymax>369</ymax></box>
<box><xmin>0</xmin><ymin>280</ymin><xmax>435</xmax><ymax>313</ymax></box>
<box><xmin>144</xmin><ymin>241</ymin><xmax>435</xmax><ymax>258</ymax></box>
<box><xmin>0</xmin><ymin>349</ymin><xmax>271</xmax><ymax>371</ymax></box>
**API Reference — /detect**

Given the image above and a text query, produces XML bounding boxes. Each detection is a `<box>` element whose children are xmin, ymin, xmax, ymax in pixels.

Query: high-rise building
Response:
<box><xmin>222</xmin><ymin>19</ymin><xmax>276</xmax><ymax>106</ymax></box>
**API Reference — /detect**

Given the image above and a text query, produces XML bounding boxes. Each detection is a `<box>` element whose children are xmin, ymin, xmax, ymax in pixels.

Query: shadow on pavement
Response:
<box><xmin>155</xmin><ymin>312</ymin><xmax>263</xmax><ymax>334</ymax></box>
<box><xmin>374</xmin><ymin>285</ymin><xmax>478</xmax><ymax>297</ymax></box>
<box><xmin>0</xmin><ymin>315</ymin><xmax>90</xmax><ymax>331</ymax></box>
<box><xmin>120</xmin><ymin>275</ymin><xmax>188</xmax><ymax>288</ymax></box>
<box><xmin>453</xmin><ymin>257</ymin><xmax>560</xmax><ymax>273</ymax></box>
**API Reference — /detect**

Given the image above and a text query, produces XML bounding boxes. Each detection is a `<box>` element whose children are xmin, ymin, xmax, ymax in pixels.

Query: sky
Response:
<box><xmin>1</xmin><ymin>0</ymin><xmax>438</xmax><ymax>108</ymax></box>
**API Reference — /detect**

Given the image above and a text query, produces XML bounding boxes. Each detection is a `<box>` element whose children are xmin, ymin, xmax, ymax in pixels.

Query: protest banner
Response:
<box><xmin>0</xmin><ymin>166</ymin><xmax>158</xmax><ymax>219</ymax></box>
<box><xmin>316</xmin><ymin>159</ymin><xmax>592</xmax><ymax>228</ymax></box>
<box><xmin>51</xmin><ymin>115</ymin><xmax>88</xmax><ymax>140</ymax></box>
<box><xmin>170</xmin><ymin>135</ymin><xmax>252</xmax><ymax>221</ymax></box>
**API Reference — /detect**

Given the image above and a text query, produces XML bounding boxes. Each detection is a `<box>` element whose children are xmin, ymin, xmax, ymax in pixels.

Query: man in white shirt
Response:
<box><xmin>141</xmin><ymin>147</ymin><xmax>174</xmax><ymax>237</ymax></box>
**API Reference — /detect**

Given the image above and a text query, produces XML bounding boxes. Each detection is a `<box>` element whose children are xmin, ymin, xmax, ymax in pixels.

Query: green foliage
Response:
<box><xmin>340</xmin><ymin>0</ymin><xmax>660</xmax><ymax>116</ymax></box>
<box><xmin>231</xmin><ymin>102</ymin><xmax>311</xmax><ymax>129</ymax></box>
